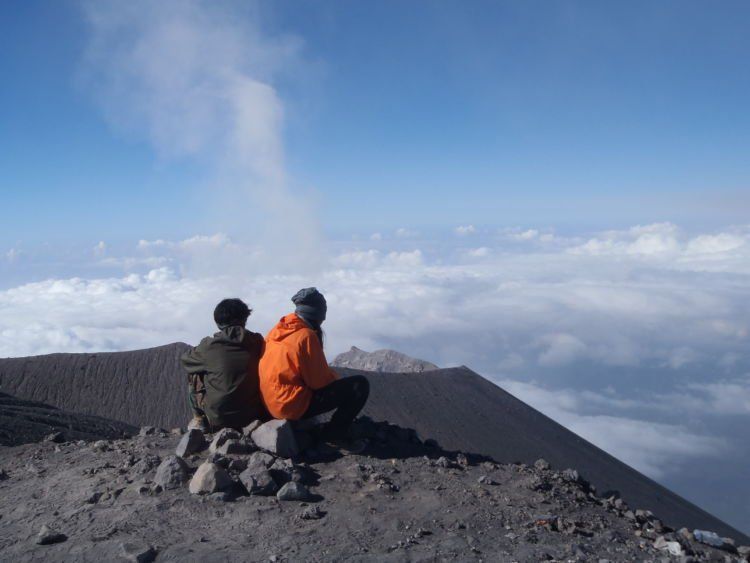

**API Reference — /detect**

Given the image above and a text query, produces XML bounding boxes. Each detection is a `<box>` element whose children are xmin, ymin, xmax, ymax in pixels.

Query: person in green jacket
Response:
<box><xmin>181</xmin><ymin>298</ymin><xmax>266</xmax><ymax>432</ymax></box>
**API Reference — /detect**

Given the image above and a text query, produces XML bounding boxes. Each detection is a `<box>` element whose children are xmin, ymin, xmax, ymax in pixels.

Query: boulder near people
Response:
<box><xmin>259</xmin><ymin>288</ymin><xmax>370</xmax><ymax>443</ymax></box>
<box><xmin>181</xmin><ymin>298</ymin><xmax>266</xmax><ymax>432</ymax></box>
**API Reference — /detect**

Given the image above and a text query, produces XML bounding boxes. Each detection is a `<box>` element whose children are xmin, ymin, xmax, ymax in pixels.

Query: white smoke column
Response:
<box><xmin>80</xmin><ymin>0</ymin><xmax>323</xmax><ymax>273</ymax></box>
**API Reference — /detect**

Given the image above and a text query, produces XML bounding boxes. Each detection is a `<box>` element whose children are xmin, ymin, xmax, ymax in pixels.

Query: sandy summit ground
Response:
<box><xmin>0</xmin><ymin>418</ymin><xmax>746</xmax><ymax>562</ymax></box>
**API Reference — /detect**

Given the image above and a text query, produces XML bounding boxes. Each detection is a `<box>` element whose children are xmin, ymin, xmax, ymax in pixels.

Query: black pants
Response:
<box><xmin>302</xmin><ymin>375</ymin><xmax>370</xmax><ymax>439</ymax></box>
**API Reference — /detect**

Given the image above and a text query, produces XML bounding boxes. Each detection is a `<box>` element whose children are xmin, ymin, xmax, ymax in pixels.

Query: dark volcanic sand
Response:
<box><xmin>0</xmin><ymin>345</ymin><xmax>747</xmax><ymax>543</ymax></box>
<box><xmin>0</xmin><ymin>392</ymin><xmax>135</xmax><ymax>447</ymax></box>
<box><xmin>0</xmin><ymin>423</ymin><xmax>745</xmax><ymax>562</ymax></box>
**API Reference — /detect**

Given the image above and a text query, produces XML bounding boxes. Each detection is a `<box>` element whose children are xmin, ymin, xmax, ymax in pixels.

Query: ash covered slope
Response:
<box><xmin>350</xmin><ymin>366</ymin><xmax>750</xmax><ymax>543</ymax></box>
<box><xmin>0</xmin><ymin>392</ymin><xmax>136</xmax><ymax>446</ymax></box>
<box><xmin>0</xmin><ymin>346</ymin><xmax>747</xmax><ymax>541</ymax></box>
<box><xmin>331</xmin><ymin>346</ymin><xmax>438</xmax><ymax>372</ymax></box>
<box><xmin>0</xmin><ymin>343</ymin><xmax>191</xmax><ymax>429</ymax></box>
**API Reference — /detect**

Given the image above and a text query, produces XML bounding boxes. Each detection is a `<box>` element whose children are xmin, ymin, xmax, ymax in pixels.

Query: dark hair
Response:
<box><xmin>214</xmin><ymin>298</ymin><xmax>251</xmax><ymax>328</ymax></box>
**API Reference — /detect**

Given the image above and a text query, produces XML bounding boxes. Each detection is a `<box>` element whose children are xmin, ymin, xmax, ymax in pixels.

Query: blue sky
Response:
<box><xmin>2</xmin><ymin>1</ymin><xmax>750</xmax><ymax>533</ymax></box>
<box><xmin>2</xmin><ymin>0</ymin><xmax>749</xmax><ymax>247</ymax></box>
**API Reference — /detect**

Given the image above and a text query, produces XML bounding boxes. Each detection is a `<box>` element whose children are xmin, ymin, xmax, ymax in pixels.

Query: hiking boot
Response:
<box><xmin>187</xmin><ymin>416</ymin><xmax>209</xmax><ymax>432</ymax></box>
<box><xmin>325</xmin><ymin>438</ymin><xmax>368</xmax><ymax>455</ymax></box>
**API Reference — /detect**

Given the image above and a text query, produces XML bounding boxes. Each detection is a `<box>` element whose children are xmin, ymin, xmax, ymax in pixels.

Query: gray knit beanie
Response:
<box><xmin>292</xmin><ymin>287</ymin><xmax>327</xmax><ymax>326</ymax></box>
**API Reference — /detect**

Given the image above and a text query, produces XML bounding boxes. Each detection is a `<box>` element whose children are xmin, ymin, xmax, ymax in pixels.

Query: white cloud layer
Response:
<box><xmin>2</xmin><ymin>222</ymin><xmax>750</xmax><ymax>529</ymax></box>
<box><xmin>499</xmin><ymin>379</ymin><xmax>728</xmax><ymax>479</ymax></box>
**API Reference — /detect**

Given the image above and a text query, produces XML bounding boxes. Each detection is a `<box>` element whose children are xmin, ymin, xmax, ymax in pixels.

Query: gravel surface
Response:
<box><xmin>0</xmin><ymin>419</ymin><xmax>747</xmax><ymax>562</ymax></box>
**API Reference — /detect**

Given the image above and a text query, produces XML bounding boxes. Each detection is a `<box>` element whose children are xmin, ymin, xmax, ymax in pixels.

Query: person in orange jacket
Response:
<box><xmin>259</xmin><ymin>287</ymin><xmax>369</xmax><ymax>441</ymax></box>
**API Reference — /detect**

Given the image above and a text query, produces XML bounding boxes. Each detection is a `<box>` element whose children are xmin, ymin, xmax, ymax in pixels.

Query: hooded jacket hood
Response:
<box><xmin>265</xmin><ymin>313</ymin><xmax>311</xmax><ymax>343</ymax></box>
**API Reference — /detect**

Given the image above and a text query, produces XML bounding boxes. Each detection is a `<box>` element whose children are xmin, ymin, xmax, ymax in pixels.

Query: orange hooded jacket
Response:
<box><xmin>259</xmin><ymin>313</ymin><xmax>338</xmax><ymax>420</ymax></box>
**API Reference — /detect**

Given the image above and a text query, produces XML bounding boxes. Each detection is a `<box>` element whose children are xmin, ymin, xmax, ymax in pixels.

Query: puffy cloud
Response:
<box><xmin>454</xmin><ymin>225</ymin><xmax>476</xmax><ymax>236</ymax></box>
<box><xmin>537</xmin><ymin>333</ymin><xmax>587</xmax><ymax>367</ymax></box>
<box><xmin>569</xmin><ymin>222</ymin><xmax>681</xmax><ymax>256</ymax></box>
<box><xmin>395</xmin><ymin>227</ymin><xmax>416</xmax><ymax>238</ymax></box>
<box><xmin>467</xmin><ymin>247</ymin><xmax>490</xmax><ymax>258</ymax></box>
<box><xmin>685</xmin><ymin>233</ymin><xmax>746</xmax><ymax>255</ymax></box>
<box><xmin>566</xmin><ymin>223</ymin><xmax>750</xmax><ymax>268</ymax></box>
<box><xmin>511</xmin><ymin>229</ymin><xmax>539</xmax><ymax>241</ymax></box>
<box><xmin>683</xmin><ymin>378</ymin><xmax>750</xmax><ymax>415</ymax></box>
<box><xmin>331</xmin><ymin>249</ymin><xmax>423</xmax><ymax>270</ymax></box>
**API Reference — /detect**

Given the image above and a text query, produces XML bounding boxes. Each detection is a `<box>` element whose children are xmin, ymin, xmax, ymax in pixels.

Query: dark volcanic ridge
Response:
<box><xmin>0</xmin><ymin>343</ymin><xmax>191</xmax><ymax>429</ymax></box>
<box><xmin>330</xmin><ymin>346</ymin><xmax>439</xmax><ymax>373</ymax></box>
<box><xmin>0</xmin><ymin>392</ymin><xmax>136</xmax><ymax>447</ymax></box>
<box><xmin>1</xmin><ymin>417</ymin><xmax>747</xmax><ymax>562</ymax></box>
<box><xmin>0</xmin><ymin>344</ymin><xmax>747</xmax><ymax>543</ymax></box>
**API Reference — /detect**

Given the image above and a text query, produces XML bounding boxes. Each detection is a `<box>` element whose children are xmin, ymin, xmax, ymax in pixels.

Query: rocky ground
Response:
<box><xmin>2</xmin><ymin>349</ymin><xmax>745</xmax><ymax>543</ymax></box>
<box><xmin>0</xmin><ymin>419</ymin><xmax>747</xmax><ymax>563</ymax></box>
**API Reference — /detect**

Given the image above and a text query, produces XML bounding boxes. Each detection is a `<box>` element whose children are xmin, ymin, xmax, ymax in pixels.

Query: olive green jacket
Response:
<box><xmin>181</xmin><ymin>326</ymin><xmax>266</xmax><ymax>430</ymax></box>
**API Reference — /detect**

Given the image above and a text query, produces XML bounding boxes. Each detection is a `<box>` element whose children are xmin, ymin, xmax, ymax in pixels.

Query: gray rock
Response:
<box><xmin>0</xmin><ymin>469</ymin><xmax>8</xmax><ymax>481</ymax></box>
<box><xmin>247</xmin><ymin>451</ymin><xmax>276</xmax><ymax>471</ymax></box>
<box><xmin>635</xmin><ymin>509</ymin><xmax>653</xmax><ymax>523</ymax></box>
<box><xmin>85</xmin><ymin>490</ymin><xmax>103</xmax><ymax>504</ymax></box>
<box><xmin>562</xmin><ymin>468</ymin><xmax>580</xmax><ymax>483</ymax></box>
<box><xmin>435</xmin><ymin>456</ymin><xmax>453</xmax><ymax>468</ymax></box>
<box><xmin>251</xmin><ymin>420</ymin><xmax>299</xmax><ymax>458</ymax></box>
<box><xmin>534</xmin><ymin>459</ymin><xmax>551</xmax><ymax>471</ymax></box>
<box><xmin>45</xmin><ymin>432</ymin><xmax>65</xmax><ymax>443</ymax></box>
<box><xmin>239</xmin><ymin>468</ymin><xmax>278</xmax><ymax>496</ymax></box>
<box><xmin>208</xmin><ymin>491</ymin><xmax>231</xmax><ymax>502</ymax></box>
<box><xmin>91</xmin><ymin>440</ymin><xmax>111</xmax><ymax>452</ymax></box>
<box><xmin>270</xmin><ymin>457</ymin><xmax>294</xmax><ymax>472</ymax></box>
<box><xmin>209</xmin><ymin>428</ymin><xmax>242</xmax><ymax>454</ymax></box>
<box><xmin>693</xmin><ymin>529</ymin><xmax>727</xmax><ymax>549</ymax></box>
<box><xmin>188</xmin><ymin>462</ymin><xmax>232</xmax><ymax>495</ymax></box>
<box><xmin>131</xmin><ymin>454</ymin><xmax>161</xmax><ymax>475</ymax></box>
<box><xmin>175</xmin><ymin>428</ymin><xmax>207</xmax><ymax>458</ymax></box>
<box><xmin>217</xmin><ymin>439</ymin><xmax>251</xmax><ymax>456</ymax></box>
<box><xmin>737</xmin><ymin>545</ymin><xmax>750</xmax><ymax>557</ymax></box>
<box><xmin>299</xmin><ymin>506</ymin><xmax>326</xmax><ymax>520</ymax></box>
<box><xmin>206</xmin><ymin>452</ymin><xmax>230</xmax><ymax>468</ymax></box>
<box><xmin>120</xmin><ymin>542</ymin><xmax>157</xmax><ymax>562</ymax></box>
<box><xmin>276</xmin><ymin>481</ymin><xmax>311</xmax><ymax>501</ymax></box>
<box><xmin>154</xmin><ymin>455</ymin><xmax>189</xmax><ymax>490</ymax></box>
<box><xmin>138</xmin><ymin>426</ymin><xmax>157</xmax><ymax>437</ymax></box>
<box><xmin>36</xmin><ymin>525</ymin><xmax>68</xmax><ymax>545</ymax></box>
<box><xmin>654</xmin><ymin>535</ymin><xmax>684</xmax><ymax>556</ymax></box>
<box><xmin>228</xmin><ymin>458</ymin><xmax>248</xmax><ymax>473</ymax></box>
<box><xmin>242</xmin><ymin>420</ymin><xmax>263</xmax><ymax>437</ymax></box>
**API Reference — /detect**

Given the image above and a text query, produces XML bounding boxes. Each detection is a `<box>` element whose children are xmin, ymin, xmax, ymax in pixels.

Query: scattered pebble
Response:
<box><xmin>35</xmin><ymin>525</ymin><xmax>67</xmax><ymax>545</ymax></box>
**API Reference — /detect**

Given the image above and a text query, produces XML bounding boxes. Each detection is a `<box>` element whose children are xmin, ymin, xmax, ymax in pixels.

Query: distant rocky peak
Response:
<box><xmin>330</xmin><ymin>346</ymin><xmax>439</xmax><ymax>373</ymax></box>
